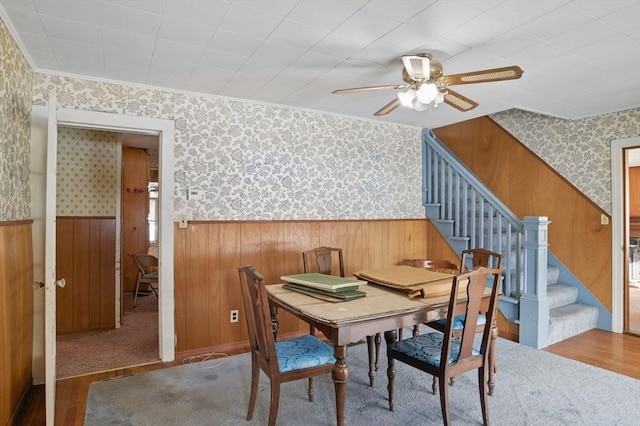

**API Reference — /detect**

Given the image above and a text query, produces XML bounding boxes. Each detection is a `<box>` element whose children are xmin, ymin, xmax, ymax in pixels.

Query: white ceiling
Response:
<box><xmin>2</xmin><ymin>0</ymin><xmax>639</xmax><ymax>129</ymax></box>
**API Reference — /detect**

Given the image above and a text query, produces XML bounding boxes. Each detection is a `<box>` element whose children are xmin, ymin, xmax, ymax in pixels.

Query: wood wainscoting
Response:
<box><xmin>0</xmin><ymin>221</ymin><xmax>33</xmax><ymax>425</ymax></box>
<box><xmin>173</xmin><ymin>218</ymin><xmax>459</xmax><ymax>353</ymax></box>
<box><xmin>56</xmin><ymin>217</ymin><xmax>116</xmax><ymax>334</ymax></box>
<box><xmin>435</xmin><ymin>117</ymin><xmax>612</xmax><ymax>311</ymax></box>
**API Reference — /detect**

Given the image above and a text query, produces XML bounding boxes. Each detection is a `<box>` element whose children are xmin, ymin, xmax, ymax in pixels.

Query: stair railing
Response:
<box><xmin>422</xmin><ymin>129</ymin><xmax>524</xmax><ymax>301</ymax></box>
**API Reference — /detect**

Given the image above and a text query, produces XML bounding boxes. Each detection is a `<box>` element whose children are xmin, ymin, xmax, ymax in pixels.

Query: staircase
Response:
<box><xmin>546</xmin><ymin>266</ymin><xmax>599</xmax><ymax>345</ymax></box>
<box><xmin>422</xmin><ymin>129</ymin><xmax>602</xmax><ymax>348</ymax></box>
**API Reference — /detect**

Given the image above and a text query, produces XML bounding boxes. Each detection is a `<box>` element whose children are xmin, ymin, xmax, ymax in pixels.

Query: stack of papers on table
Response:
<box><xmin>280</xmin><ymin>273</ymin><xmax>367</xmax><ymax>302</ymax></box>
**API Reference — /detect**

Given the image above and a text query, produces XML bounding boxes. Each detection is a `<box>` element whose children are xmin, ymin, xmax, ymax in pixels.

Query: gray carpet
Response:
<box><xmin>85</xmin><ymin>333</ymin><xmax>640</xmax><ymax>425</ymax></box>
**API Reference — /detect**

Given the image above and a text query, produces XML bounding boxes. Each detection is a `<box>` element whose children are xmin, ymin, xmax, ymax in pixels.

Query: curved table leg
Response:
<box><xmin>332</xmin><ymin>344</ymin><xmax>349</xmax><ymax>426</ymax></box>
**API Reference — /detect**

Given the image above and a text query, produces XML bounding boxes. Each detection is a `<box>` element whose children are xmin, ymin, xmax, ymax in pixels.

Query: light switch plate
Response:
<box><xmin>179</xmin><ymin>215</ymin><xmax>188</xmax><ymax>228</ymax></box>
<box><xmin>188</xmin><ymin>188</ymin><xmax>203</xmax><ymax>200</ymax></box>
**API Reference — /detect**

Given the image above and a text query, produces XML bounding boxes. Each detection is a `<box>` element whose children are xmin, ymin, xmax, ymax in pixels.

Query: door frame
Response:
<box><xmin>44</xmin><ymin>93</ymin><xmax>58</xmax><ymax>425</ymax></box>
<box><xmin>611</xmin><ymin>136</ymin><xmax>640</xmax><ymax>333</ymax></box>
<box><xmin>33</xmin><ymin>105</ymin><xmax>176</xmax><ymax>362</ymax></box>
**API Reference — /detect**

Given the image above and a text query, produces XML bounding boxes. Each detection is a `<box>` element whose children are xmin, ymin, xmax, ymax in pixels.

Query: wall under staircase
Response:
<box><xmin>422</xmin><ymin>127</ymin><xmax>610</xmax><ymax>348</ymax></box>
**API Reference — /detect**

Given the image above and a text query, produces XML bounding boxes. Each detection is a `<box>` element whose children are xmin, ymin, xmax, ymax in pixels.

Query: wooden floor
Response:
<box><xmin>13</xmin><ymin>330</ymin><xmax>640</xmax><ymax>425</ymax></box>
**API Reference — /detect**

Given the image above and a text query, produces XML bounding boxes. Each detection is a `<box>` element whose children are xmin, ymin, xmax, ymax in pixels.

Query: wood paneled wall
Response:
<box><xmin>434</xmin><ymin>117</ymin><xmax>612</xmax><ymax>309</ymax></box>
<box><xmin>0</xmin><ymin>221</ymin><xmax>33</xmax><ymax>425</ymax></box>
<box><xmin>173</xmin><ymin>219</ymin><xmax>457</xmax><ymax>352</ymax></box>
<box><xmin>56</xmin><ymin>217</ymin><xmax>116</xmax><ymax>333</ymax></box>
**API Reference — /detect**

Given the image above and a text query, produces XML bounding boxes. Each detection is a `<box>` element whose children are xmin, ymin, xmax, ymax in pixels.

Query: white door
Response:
<box><xmin>44</xmin><ymin>93</ymin><xmax>61</xmax><ymax>424</ymax></box>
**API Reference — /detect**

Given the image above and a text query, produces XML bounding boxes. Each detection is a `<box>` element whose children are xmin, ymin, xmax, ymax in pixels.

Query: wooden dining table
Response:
<box><xmin>266</xmin><ymin>280</ymin><xmax>497</xmax><ymax>426</ymax></box>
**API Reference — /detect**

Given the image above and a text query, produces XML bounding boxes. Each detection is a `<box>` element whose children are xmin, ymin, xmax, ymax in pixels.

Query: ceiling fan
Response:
<box><xmin>332</xmin><ymin>53</ymin><xmax>523</xmax><ymax>116</ymax></box>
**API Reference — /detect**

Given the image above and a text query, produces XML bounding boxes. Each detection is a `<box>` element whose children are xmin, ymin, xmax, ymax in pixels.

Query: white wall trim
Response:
<box><xmin>611</xmin><ymin>136</ymin><xmax>640</xmax><ymax>333</ymax></box>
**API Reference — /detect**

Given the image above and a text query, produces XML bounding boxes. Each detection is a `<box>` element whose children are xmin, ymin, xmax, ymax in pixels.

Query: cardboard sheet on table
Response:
<box><xmin>354</xmin><ymin>265</ymin><xmax>453</xmax><ymax>288</ymax></box>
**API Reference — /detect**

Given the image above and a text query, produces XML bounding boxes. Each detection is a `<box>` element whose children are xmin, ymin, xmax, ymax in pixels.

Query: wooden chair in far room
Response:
<box><xmin>386</xmin><ymin>267</ymin><xmax>502</xmax><ymax>426</ymax></box>
<box><xmin>303</xmin><ymin>246</ymin><xmax>381</xmax><ymax>387</ymax></box>
<box><xmin>238</xmin><ymin>265</ymin><xmax>335</xmax><ymax>426</ymax></box>
<box><xmin>133</xmin><ymin>254</ymin><xmax>159</xmax><ymax>308</ymax></box>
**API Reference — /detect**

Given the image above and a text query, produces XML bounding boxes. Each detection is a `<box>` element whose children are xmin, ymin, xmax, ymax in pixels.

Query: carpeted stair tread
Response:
<box><xmin>547</xmin><ymin>265</ymin><xmax>560</xmax><ymax>284</ymax></box>
<box><xmin>547</xmin><ymin>283</ymin><xmax>578</xmax><ymax>309</ymax></box>
<box><xmin>548</xmin><ymin>303</ymin><xmax>598</xmax><ymax>345</ymax></box>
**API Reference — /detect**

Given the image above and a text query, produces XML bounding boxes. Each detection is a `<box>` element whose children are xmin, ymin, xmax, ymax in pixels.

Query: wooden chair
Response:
<box><xmin>303</xmin><ymin>246</ymin><xmax>381</xmax><ymax>387</ymax></box>
<box><xmin>133</xmin><ymin>254</ymin><xmax>158</xmax><ymax>308</ymax></box>
<box><xmin>406</xmin><ymin>259</ymin><xmax>460</xmax><ymax>392</ymax></box>
<box><xmin>460</xmin><ymin>248</ymin><xmax>503</xmax><ymax>272</ymax></box>
<box><xmin>420</xmin><ymin>249</ymin><xmax>503</xmax><ymax>395</ymax></box>
<box><xmin>386</xmin><ymin>267</ymin><xmax>502</xmax><ymax>426</ymax></box>
<box><xmin>238</xmin><ymin>265</ymin><xmax>335</xmax><ymax>426</ymax></box>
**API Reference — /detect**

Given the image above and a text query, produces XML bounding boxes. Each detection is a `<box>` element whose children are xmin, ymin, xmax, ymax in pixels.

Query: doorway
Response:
<box><xmin>612</xmin><ymin>136</ymin><xmax>640</xmax><ymax>335</ymax></box>
<box><xmin>54</xmin><ymin>129</ymin><xmax>161</xmax><ymax>378</ymax></box>
<box><xmin>30</xmin><ymin>105</ymin><xmax>175</xmax><ymax>378</ymax></box>
<box><xmin>625</xmin><ymin>148</ymin><xmax>640</xmax><ymax>335</ymax></box>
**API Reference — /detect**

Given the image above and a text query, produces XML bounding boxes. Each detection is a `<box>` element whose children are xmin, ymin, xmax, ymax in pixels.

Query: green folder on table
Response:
<box><xmin>282</xmin><ymin>282</ymin><xmax>366</xmax><ymax>302</ymax></box>
<box><xmin>280</xmin><ymin>273</ymin><xmax>366</xmax><ymax>293</ymax></box>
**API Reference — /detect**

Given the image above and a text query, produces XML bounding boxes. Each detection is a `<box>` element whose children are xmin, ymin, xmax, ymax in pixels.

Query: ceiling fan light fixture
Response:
<box><xmin>411</xmin><ymin>98</ymin><xmax>429</xmax><ymax>111</ymax></box>
<box><xmin>415</xmin><ymin>82</ymin><xmax>439</xmax><ymax>104</ymax></box>
<box><xmin>398</xmin><ymin>89</ymin><xmax>416</xmax><ymax>107</ymax></box>
<box><xmin>332</xmin><ymin>53</ymin><xmax>523</xmax><ymax>117</ymax></box>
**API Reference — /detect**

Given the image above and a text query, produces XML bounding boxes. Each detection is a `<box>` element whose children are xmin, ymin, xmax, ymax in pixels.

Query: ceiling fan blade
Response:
<box><xmin>332</xmin><ymin>84</ymin><xmax>407</xmax><ymax>94</ymax></box>
<box><xmin>373</xmin><ymin>98</ymin><xmax>401</xmax><ymax>116</ymax></box>
<box><xmin>443</xmin><ymin>66</ymin><xmax>523</xmax><ymax>86</ymax></box>
<box><xmin>443</xmin><ymin>89</ymin><xmax>479</xmax><ymax>112</ymax></box>
<box><xmin>402</xmin><ymin>55</ymin><xmax>430</xmax><ymax>80</ymax></box>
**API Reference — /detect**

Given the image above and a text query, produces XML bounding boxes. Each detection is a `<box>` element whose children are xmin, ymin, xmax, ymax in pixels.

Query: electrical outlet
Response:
<box><xmin>600</xmin><ymin>214</ymin><xmax>609</xmax><ymax>225</ymax></box>
<box><xmin>230</xmin><ymin>309</ymin><xmax>239</xmax><ymax>323</ymax></box>
<box><xmin>179</xmin><ymin>215</ymin><xmax>188</xmax><ymax>228</ymax></box>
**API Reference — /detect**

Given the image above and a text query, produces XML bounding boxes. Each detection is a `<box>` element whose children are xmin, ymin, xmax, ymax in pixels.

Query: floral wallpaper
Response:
<box><xmin>0</xmin><ymin>17</ymin><xmax>32</xmax><ymax>221</ymax></box>
<box><xmin>33</xmin><ymin>73</ymin><xmax>424</xmax><ymax>220</ymax></box>
<box><xmin>173</xmin><ymin>94</ymin><xmax>422</xmax><ymax>220</ymax></box>
<box><xmin>32</xmin><ymin>74</ymin><xmax>173</xmax><ymax>120</ymax></box>
<box><xmin>31</xmin><ymin>70</ymin><xmax>639</xmax><ymax>220</ymax></box>
<box><xmin>491</xmin><ymin>108</ymin><xmax>640</xmax><ymax>214</ymax></box>
<box><xmin>56</xmin><ymin>127</ymin><xmax>117</xmax><ymax>217</ymax></box>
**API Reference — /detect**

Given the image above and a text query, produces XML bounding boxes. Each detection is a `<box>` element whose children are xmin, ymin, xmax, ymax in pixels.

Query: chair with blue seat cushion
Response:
<box><xmin>411</xmin><ymin>251</ymin><xmax>502</xmax><ymax>395</ymax></box>
<box><xmin>238</xmin><ymin>265</ymin><xmax>335</xmax><ymax>426</ymax></box>
<box><xmin>386</xmin><ymin>267</ymin><xmax>502</xmax><ymax>426</ymax></box>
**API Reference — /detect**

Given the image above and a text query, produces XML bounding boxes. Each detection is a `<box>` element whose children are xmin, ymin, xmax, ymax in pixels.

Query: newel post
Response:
<box><xmin>519</xmin><ymin>216</ymin><xmax>551</xmax><ymax>349</ymax></box>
